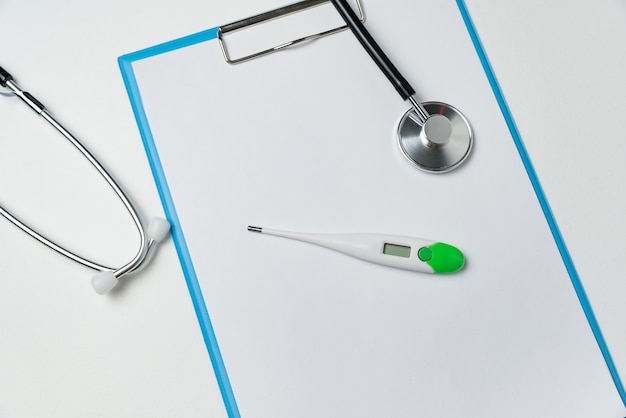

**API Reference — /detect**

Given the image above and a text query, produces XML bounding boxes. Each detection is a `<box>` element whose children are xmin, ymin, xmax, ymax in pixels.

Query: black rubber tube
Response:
<box><xmin>330</xmin><ymin>0</ymin><xmax>415</xmax><ymax>100</ymax></box>
<box><xmin>0</xmin><ymin>66</ymin><xmax>14</xmax><ymax>87</ymax></box>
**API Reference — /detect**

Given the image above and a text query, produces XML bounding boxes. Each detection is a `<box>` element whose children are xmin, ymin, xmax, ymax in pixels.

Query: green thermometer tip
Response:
<box><xmin>418</xmin><ymin>242</ymin><xmax>465</xmax><ymax>274</ymax></box>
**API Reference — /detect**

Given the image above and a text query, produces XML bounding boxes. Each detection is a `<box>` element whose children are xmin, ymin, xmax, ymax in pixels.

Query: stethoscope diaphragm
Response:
<box><xmin>397</xmin><ymin>102</ymin><xmax>473</xmax><ymax>173</ymax></box>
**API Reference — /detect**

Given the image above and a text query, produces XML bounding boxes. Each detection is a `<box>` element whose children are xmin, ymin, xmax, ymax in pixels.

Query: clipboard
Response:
<box><xmin>118</xmin><ymin>0</ymin><xmax>626</xmax><ymax>416</ymax></box>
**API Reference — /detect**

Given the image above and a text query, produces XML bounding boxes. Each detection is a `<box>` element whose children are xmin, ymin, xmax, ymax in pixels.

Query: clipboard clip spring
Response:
<box><xmin>217</xmin><ymin>0</ymin><xmax>365</xmax><ymax>64</ymax></box>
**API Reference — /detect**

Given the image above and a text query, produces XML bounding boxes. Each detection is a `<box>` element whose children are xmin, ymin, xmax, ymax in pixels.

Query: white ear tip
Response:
<box><xmin>147</xmin><ymin>217</ymin><xmax>170</xmax><ymax>243</ymax></box>
<box><xmin>92</xmin><ymin>271</ymin><xmax>118</xmax><ymax>295</ymax></box>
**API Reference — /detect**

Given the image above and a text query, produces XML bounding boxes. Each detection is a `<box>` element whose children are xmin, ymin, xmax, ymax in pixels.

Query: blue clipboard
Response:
<box><xmin>118</xmin><ymin>0</ymin><xmax>625</xmax><ymax>416</ymax></box>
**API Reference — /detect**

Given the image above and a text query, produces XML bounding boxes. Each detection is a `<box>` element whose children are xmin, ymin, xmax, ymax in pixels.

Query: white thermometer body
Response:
<box><xmin>248</xmin><ymin>226</ymin><xmax>464</xmax><ymax>274</ymax></box>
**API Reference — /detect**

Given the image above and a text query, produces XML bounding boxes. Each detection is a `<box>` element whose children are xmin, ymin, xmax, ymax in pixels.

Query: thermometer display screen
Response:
<box><xmin>383</xmin><ymin>243</ymin><xmax>411</xmax><ymax>258</ymax></box>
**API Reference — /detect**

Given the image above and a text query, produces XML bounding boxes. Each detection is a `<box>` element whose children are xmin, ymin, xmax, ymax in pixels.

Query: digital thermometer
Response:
<box><xmin>248</xmin><ymin>226</ymin><xmax>465</xmax><ymax>274</ymax></box>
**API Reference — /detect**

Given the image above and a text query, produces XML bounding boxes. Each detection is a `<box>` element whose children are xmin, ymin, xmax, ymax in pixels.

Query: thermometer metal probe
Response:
<box><xmin>248</xmin><ymin>226</ymin><xmax>465</xmax><ymax>274</ymax></box>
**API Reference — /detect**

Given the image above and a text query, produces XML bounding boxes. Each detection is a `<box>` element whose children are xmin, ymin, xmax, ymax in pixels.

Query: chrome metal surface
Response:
<box><xmin>218</xmin><ymin>0</ymin><xmax>365</xmax><ymax>64</ymax></box>
<box><xmin>407</xmin><ymin>95</ymin><xmax>429</xmax><ymax>125</ymax></box>
<box><xmin>0</xmin><ymin>77</ymin><xmax>152</xmax><ymax>279</ymax></box>
<box><xmin>5</xmin><ymin>79</ymin><xmax>44</xmax><ymax>113</ymax></box>
<box><xmin>398</xmin><ymin>102</ymin><xmax>473</xmax><ymax>173</ymax></box>
<box><xmin>423</xmin><ymin>114</ymin><xmax>453</xmax><ymax>146</ymax></box>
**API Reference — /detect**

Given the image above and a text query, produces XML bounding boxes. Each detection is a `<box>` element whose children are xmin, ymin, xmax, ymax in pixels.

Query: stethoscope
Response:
<box><xmin>0</xmin><ymin>65</ymin><xmax>170</xmax><ymax>295</ymax></box>
<box><xmin>330</xmin><ymin>0</ymin><xmax>473</xmax><ymax>173</ymax></box>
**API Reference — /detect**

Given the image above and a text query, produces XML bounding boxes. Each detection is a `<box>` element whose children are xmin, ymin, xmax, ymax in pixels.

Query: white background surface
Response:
<box><xmin>0</xmin><ymin>0</ymin><xmax>625</xmax><ymax>417</ymax></box>
<box><xmin>0</xmin><ymin>0</ymin><xmax>284</xmax><ymax>417</ymax></box>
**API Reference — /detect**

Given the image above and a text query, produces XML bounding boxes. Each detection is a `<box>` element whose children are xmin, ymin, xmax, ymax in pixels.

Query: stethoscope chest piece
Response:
<box><xmin>397</xmin><ymin>102</ymin><xmax>473</xmax><ymax>173</ymax></box>
<box><xmin>327</xmin><ymin>0</ymin><xmax>474</xmax><ymax>173</ymax></box>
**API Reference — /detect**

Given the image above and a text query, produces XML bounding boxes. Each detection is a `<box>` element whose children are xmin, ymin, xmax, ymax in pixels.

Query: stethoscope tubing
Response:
<box><xmin>0</xmin><ymin>67</ymin><xmax>152</xmax><ymax>279</ymax></box>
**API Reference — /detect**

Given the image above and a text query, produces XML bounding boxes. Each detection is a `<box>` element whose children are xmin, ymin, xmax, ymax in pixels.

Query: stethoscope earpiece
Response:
<box><xmin>91</xmin><ymin>217</ymin><xmax>171</xmax><ymax>295</ymax></box>
<box><xmin>398</xmin><ymin>102</ymin><xmax>473</xmax><ymax>173</ymax></box>
<box><xmin>147</xmin><ymin>217</ymin><xmax>172</xmax><ymax>244</ymax></box>
<box><xmin>92</xmin><ymin>271</ymin><xmax>119</xmax><ymax>295</ymax></box>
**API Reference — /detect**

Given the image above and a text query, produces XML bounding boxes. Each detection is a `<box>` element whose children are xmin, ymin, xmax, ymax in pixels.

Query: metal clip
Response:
<box><xmin>217</xmin><ymin>0</ymin><xmax>365</xmax><ymax>64</ymax></box>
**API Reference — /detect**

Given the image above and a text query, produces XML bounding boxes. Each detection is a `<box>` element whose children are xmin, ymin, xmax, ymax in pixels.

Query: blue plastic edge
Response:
<box><xmin>117</xmin><ymin>27</ymin><xmax>241</xmax><ymax>418</ymax></box>
<box><xmin>455</xmin><ymin>0</ymin><xmax>626</xmax><ymax>405</ymax></box>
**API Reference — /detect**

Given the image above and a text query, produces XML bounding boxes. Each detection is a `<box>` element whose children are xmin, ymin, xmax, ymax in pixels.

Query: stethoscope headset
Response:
<box><xmin>1</xmin><ymin>65</ymin><xmax>170</xmax><ymax>295</ymax></box>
